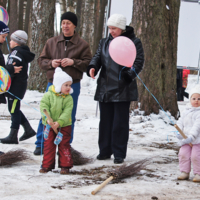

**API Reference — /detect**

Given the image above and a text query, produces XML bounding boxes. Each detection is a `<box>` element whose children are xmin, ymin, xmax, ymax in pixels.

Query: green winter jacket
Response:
<box><xmin>40</xmin><ymin>85</ymin><xmax>73</xmax><ymax>127</ymax></box>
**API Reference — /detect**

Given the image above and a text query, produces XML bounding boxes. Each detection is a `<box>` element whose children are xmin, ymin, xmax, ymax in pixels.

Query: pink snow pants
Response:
<box><xmin>178</xmin><ymin>144</ymin><xmax>200</xmax><ymax>175</ymax></box>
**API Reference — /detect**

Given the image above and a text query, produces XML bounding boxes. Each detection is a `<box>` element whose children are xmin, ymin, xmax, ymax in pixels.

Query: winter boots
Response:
<box><xmin>193</xmin><ymin>174</ymin><xmax>200</xmax><ymax>182</ymax></box>
<box><xmin>33</xmin><ymin>147</ymin><xmax>43</xmax><ymax>155</ymax></box>
<box><xmin>19</xmin><ymin>121</ymin><xmax>36</xmax><ymax>141</ymax></box>
<box><xmin>0</xmin><ymin>128</ymin><xmax>19</xmax><ymax>144</ymax></box>
<box><xmin>0</xmin><ymin>121</ymin><xmax>36</xmax><ymax>144</ymax></box>
<box><xmin>177</xmin><ymin>172</ymin><xmax>190</xmax><ymax>180</ymax></box>
<box><xmin>178</xmin><ymin>173</ymin><xmax>200</xmax><ymax>182</ymax></box>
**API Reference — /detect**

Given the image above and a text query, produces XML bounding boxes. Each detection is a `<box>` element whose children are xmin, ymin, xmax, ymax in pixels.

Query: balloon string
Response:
<box><xmin>7</xmin><ymin>90</ymin><xmax>45</xmax><ymax>164</ymax></box>
<box><xmin>130</xmin><ymin>66</ymin><xmax>175</xmax><ymax>125</ymax></box>
<box><xmin>6</xmin><ymin>91</ymin><xmax>45</xmax><ymax>117</ymax></box>
<box><xmin>119</xmin><ymin>66</ymin><xmax>126</xmax><ymax>80</ymax></box>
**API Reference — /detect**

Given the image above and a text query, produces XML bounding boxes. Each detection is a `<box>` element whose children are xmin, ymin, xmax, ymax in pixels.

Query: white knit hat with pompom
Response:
<box><xmin>53</xmin><ymin>67</ymin><xmax>73</xmax><ymax>94</ymax></box>
<box><xmin>189</xmin><ymin>86</ymin><xmax>200</xmax><ymax>99</ymax></box>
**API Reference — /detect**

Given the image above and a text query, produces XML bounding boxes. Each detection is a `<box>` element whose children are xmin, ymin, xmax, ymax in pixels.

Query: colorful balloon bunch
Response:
<box><xmin>0</xmin><ymin>66</ymin><xmax>11</xmax><ymax>94</ymax></box>
<box><xmin>0</xmin><ymin>6</ymin><xmax>9</xmax><ymax>25</ymax></box>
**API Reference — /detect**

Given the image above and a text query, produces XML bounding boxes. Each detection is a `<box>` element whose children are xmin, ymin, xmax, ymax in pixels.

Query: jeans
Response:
<box><xmin>35</xmin><ymin>82</ymin><xmax>80</xmax><ymax>148</ymax></box>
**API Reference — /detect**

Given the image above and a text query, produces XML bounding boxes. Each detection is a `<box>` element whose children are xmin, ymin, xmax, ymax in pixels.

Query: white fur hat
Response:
<box><xmin>107</xmin><ymin>14</ymin><xmax>126</xmax><ymax>30</ymax></box>
<box><xmin>53</xmin><ymin>67</ymin><xmax>73</xmax><ymax>93</ymax></box>
<box><xmin>189</xmin><ymin>86</ymin><xmax>200</xmax><ymax>99</ymax></box>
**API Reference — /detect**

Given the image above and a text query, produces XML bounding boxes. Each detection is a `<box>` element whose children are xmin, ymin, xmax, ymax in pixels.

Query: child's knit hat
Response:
<box><xmin>10</xmin><ymin>30</ymin><xmax>27</xmax><ymax>45</ymax></box>
<box><xmin>53</xmin><ymin>67</ymin><xmax>73</xmax><ymax>93</ymax></box>
<box><xmin>189</xmin><ymin>86</ymin><xmax>200</xmax><ymax>99</ymax></box>
<box><xmin>0</xmin><ymin>21</ymin><xmax>9</xmax><ymax>35</ymax></box>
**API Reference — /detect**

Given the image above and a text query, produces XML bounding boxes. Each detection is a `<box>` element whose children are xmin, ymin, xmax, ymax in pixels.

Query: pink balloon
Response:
<box><xmin>109</xmin><ymin>36</ymin><xmax>137</xmax><ymax>67</ymax></box>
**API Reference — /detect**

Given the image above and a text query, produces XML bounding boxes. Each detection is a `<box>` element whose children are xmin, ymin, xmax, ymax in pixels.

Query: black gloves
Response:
<box><xmin>121</xmin><ymin>68</ymin><xmax>135</xmax><ymax>84</ymax></box>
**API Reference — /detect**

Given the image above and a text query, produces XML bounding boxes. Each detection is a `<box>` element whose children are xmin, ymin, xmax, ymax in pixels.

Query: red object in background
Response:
<box><xmin>182</xmin><ymin>69</ymin><xmax>190</xmax><ymax>88</ymax></box>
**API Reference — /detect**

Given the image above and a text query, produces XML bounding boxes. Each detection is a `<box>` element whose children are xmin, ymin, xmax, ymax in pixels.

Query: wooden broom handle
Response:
<box><xmin>91</xmin><ymin>176</ymin><xmax>114</xmax><ymax>195</ymax></box>
<box><xmin>43</xmin><ymin>109</ymin><xmax>58</xmax><ymax>134</ymax></box>
<box><xmin>174</xmin><ymin>124</ymin><xmax>192</xmax><ymax>147</ymax></box>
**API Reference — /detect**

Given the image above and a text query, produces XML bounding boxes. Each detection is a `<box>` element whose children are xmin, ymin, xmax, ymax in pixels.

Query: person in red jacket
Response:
<box><xmin>182</xmin><ymin>68</ymin><xmax>190</xmax><ymax>100</ymax></box>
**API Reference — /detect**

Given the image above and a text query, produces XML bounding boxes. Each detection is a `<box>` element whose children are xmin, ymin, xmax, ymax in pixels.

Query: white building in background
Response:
<box><xmin>177</xmin><ymin>1</ymin><xmax>200</xmax><ymax>68</ymax></box>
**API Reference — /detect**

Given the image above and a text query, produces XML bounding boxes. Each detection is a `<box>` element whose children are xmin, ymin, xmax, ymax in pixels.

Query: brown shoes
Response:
<box><xmin>39</xmin><ymin>168</ymin><xmax>51</xmax><ymax>173</ymax></box>
<box><xmin>60</xmin><ymin>168</ymin><xmax>70</xmax><ymax>175</ymax></box>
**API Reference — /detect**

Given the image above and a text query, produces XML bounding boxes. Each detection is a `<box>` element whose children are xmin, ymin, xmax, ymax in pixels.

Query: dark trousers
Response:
<box><xmin>99</xmin><ymin>101</ymin><xmax>130</xmax><ymax>159</ymax></box>
<box><xmin>7</xmin><ymin>97</ymin><xmax>28</xmax><ymax>129</ymax></box>
<box><xmin>177</xmin><ymin>87</ymin><xmax>189</xmax><ymax>101</ymax></box>
<box><xmin>42</xmin><ymin>126</ymin><xmax>73</xmax><ymax>169</ymax></box>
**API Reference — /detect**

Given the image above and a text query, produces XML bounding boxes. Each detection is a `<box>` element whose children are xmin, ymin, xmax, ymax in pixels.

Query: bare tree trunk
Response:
<box><xmin>9</xmin><ymin>0</ymin><xmax>18</xmax><ymax>34</ymax></box>
<box><xmin>60</xmin><ymin>0</ymin><xmax>66</xmax><ymax>13</ymax></box>
<box><xmin>18</xmin><ymin>0</ymin><xmax>24</xmax><ymax>30</ymax></box>
<box><xmin>28</xmin><ymin>0</ymin><xmax>56</xmax><ymax>92</ymax></box>
<box><xmin>76</xmin><ymin>0</ymin><xmax>83</xmax><ymax>35</ymax></box>
<box><xmin>24</xmin><ymin>0</ymin><xmax>32</xmax><ymax>34</ymax></box>
<box><xmin>131</xmin><ymin>0</ymin><xmax>180</xmax><ymax>118</ymax></box>
<box><xmin>81</xmin><ymin>0</ymin><xmax>95</xmax><ymax>51</ymax></box>
<box><xmin>92</xmin><ymin>0</ymin><xmax>107</xmax><ymax>55</ymax></box>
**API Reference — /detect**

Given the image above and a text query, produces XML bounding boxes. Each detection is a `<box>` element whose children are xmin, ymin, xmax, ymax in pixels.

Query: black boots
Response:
<box><xmin>0</xmin><ymin>128</ymin><xmax>19</xmax><ymax>144</ymax></box>
<box><xmin>19</xmin><ymin>121</ymin><xmax>36</xmax><ymax>141</ymax></box>
<box><xmin>0</xmin><ymin>121</ymin><xmax>36</xmax><ymax>144</ymax></box>
<box><xmin>33</xmin><ymin>147</ymin><xmax>43</xmax><ymax>155</ymax></box>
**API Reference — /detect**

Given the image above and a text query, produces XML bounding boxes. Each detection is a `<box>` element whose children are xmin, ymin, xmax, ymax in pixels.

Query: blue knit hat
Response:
<box><xmin>0</xmin><ymin>21</ymin><xmax>9</xmax><ymax>35</ymax></box>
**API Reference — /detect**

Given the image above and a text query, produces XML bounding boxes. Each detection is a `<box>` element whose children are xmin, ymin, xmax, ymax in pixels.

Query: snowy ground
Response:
<box><xmin>0</xmin><ymin>74</ymin><xmax>200</xmax><ymax>200</ymax></box>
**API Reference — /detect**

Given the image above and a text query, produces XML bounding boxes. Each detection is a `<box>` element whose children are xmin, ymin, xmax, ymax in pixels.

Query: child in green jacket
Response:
<box><xmin>39</xmin><ymin>67</ymin><xmax>73</xmax><ymax>174</ymax></box>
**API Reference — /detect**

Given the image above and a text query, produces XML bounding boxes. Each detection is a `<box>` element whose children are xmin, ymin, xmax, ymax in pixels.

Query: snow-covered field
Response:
<box><xmin>0</xmin><ymin>74</ymin><xmax>200</xmax><ymax>200</ymax></box>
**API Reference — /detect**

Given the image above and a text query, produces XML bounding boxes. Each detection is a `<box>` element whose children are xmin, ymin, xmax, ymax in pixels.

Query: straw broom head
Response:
<box><xmin>71</xmin><ymin>146</ymin><xmax>94</xmax><ymax>165</ymax></box>
<box><xmin>0</xmin><ymin>149</ymin><xmax>30</xmax><ymax>166</ymax></box>
<box><xmin>107</xmin><ymin>158</ymin><xmax>150</xmax><ymax>180</ymax></box>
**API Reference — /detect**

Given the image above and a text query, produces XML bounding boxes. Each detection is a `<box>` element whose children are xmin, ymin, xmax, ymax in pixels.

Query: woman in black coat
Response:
<box><xmin>87</xmin><ymin>14</ymin><xmax>144</xmax><ymax>164</ymax></box>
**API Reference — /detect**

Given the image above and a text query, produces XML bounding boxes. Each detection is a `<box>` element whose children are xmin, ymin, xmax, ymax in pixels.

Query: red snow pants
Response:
<box><xmin>42</xmin><ymin>125</ymin><xmax>73</xmax><ymax>169</ymax></box>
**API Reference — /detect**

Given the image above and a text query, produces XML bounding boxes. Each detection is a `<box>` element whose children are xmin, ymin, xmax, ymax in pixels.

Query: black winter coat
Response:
<box><xmin>87</xmin><ymin>26</ymin><xmax>144</xmax><ymax>102</ymax></box>
<box><xmin>5</xmin><ymin>45</ymin><xmax>35</xmax><ymax>99</ymax></box>
<box><xmin>0</xmin><ymin>45</ymin><xmax>6</xmax><ymax>103</ymax></box>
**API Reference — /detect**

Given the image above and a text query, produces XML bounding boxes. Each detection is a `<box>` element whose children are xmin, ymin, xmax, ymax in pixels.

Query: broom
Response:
<box><xmin>174</xmin><ymin>124</ymin><xmax>193</xmax><ymax>147</ymax></box>
<box><xmin>91</xmin><ymin>158</ymin><xmax>150</xmax><ymax>195</ymax></box>
<box><xmin>43</xmin><ymin>109</ymin><xmax>94</xmax><ymax>165</ymax></box>
<box><xmin>0</xmin><ymin>149</ymin><xmax>30</xmax><ymax>166</ymax></box>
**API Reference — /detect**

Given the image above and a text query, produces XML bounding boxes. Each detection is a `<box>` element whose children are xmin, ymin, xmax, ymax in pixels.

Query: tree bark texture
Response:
<box><xmin>24</xmin><ymin>0</ymin><xmax>32</xmax><ymax>34</ymax></box>
<box><xmin>92</xmin><ymin>0</ymin><xmax>107</xmax><ymax>55</ymax></box>
<box><xmin>18</xmin><ymin>0</ymin><xmax>24</xmax><ymax>30</ymax></box>
<box><xmin>28</xmin><ymin>0</ymin><xmax>56</xmax><ymax>91</ymax></box>
<box><xmin>61</xmin><ymin>0</ymin><xmax>107</xmax><ymax>55</ymax></box>
<box><xmin>131</xmin><ymin>0</ymin><xmax>180</xmax><ymax>118</ymax></box>
<box><xmin>9</xmin><ymin>0</ymin><xmax>18</xmax><ymax>34</ymax></box>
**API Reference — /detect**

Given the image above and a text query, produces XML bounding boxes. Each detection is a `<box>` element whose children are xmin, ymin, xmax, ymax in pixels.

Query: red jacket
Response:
<box><xmin>182</xmin><ymin>69</ymin><xmax>190</xmax><ymax>88</ymax></box>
